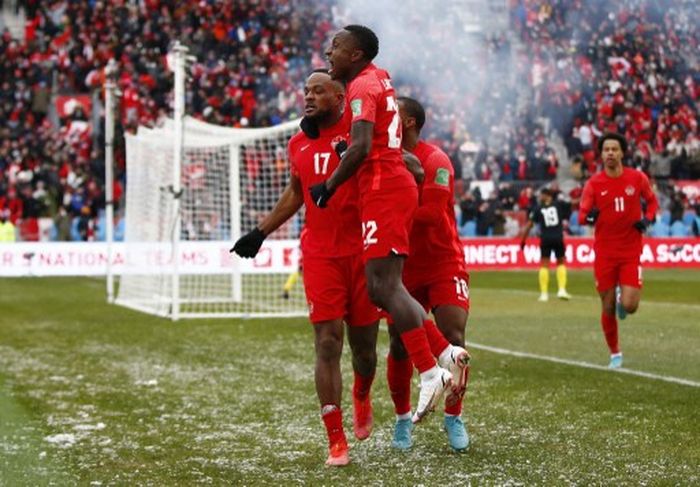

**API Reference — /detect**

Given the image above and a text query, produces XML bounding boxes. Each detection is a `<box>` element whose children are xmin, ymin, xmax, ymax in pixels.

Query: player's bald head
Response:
<box><xmin>307</xmin><ymin>69</ymin><xmax>344</xmax><ymax>95</ymax></box>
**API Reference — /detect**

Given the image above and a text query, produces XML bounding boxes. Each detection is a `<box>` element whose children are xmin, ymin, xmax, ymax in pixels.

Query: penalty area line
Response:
<box><xmin>468</xmin><ymin>342</ymin><xmax>700</xmax><ymax>388</ymax></box>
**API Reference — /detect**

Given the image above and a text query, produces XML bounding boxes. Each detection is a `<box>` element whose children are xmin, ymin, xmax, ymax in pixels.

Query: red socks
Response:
<box><xmin>352</xmin><ymin>371</ymin><xmax>375</xmax><ymax>400</ymax></box>
<box><xmin>321</xmin><ymin>405</ymin><xmax>346</xmax><ymax>446</ymax></box>
<box><xmin>400</xmin><ymin>326</ymin><xmax>437</xmax><ymax>373</ymax></box>
<box><xmin>386</xmin><ymin>353</ymin><xmax>413</xmax><ymax>416</ymax></box>
<box><xmin>422</xmin><ymin>319</ymin><xmax>451</xmax><ymax>357</ymax></box>
<box><xmin>601</xmin><ymin>312</ymin><xmax>619</xmax><ymax>354</ymax></box>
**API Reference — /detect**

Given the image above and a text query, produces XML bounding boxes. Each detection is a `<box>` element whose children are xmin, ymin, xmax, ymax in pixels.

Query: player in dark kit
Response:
<box><xmin>315</xmin><ymin>25</ymin><xmax>468</xmax><ymax>423</ymax></box>
<box><xmin>231</xmin><ymin>71</ymin><xmax>379</xmax><ymax>466</ymax></box>
<box><xmin>519</xmin><ymin>187</ymin><xmax>572</xmax><ymax>302</ymax></box>
<box><xmin>385</xmin><ymin>96</ymin><xmax>472</xmax><ymax>451</ymax></box>
<box><xmin>579</xmin><ymin>133</ymin><xmax>659</xmax><ymax>368</ymax></box>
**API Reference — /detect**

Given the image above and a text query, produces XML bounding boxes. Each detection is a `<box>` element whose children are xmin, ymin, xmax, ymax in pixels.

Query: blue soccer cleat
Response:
<box><xmin>391</xmin><ymin>418</ymin><xmax>413</xmax><ymax>450</ymax></box>
<box><xmin>609</xmin><ymin>352</ymin><xmax>623</xmax><ymax>369</ymax></box>
<box><xmin>616</xmin><ymin>286</ymin><xmax>627</xmax><ymax>320</ymax></box>
<box><xmin>444</xmin><ymin>415</ymin><xmax>470</xmax><ymax>452</ymax></box>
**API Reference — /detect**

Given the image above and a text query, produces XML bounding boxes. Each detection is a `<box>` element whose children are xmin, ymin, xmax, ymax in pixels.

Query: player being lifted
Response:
<box><xmin>232</xmin><ymin>70</ymin><xmax>379</xmax><ymax>467</ymax></box>
<box><xmin>519</xmin><ymin>187</ymin><xmax>573</xmax><ymax>302</ymax></box>
<box><xmin>313</xmin><ymin>25</ymin><xmax>469</xmax><ymax>424</ymax></box>
<box><xmin>384</xmin><ymin>96</ymin><xmax>472</xmax><ymax>451</ymax></box>
<box><xmin>579</xmin><ymin>133</ymin><xmax>658</xmax><ymax>368</ymax></box>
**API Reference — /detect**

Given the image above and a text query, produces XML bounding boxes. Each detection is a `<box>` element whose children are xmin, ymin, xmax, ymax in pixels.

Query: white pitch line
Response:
<box><xmin>479</xmin><ymin>288</ymin><xmax>700</xmax><ymax>310</ymax></box>
<box><xmin>468</xmin><ymin>342</ymin><xmax>700</xmax><ymax>388</ymax></box>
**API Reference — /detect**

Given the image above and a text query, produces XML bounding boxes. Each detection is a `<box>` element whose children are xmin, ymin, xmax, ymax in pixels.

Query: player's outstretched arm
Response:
<box><xmin>578</xmin><ymin>181</ymin><xmax>597</xmax><ymax>224</ymax></box>
<box><xmin>519</xmin><ymin>220</ymin><xmax>534</xmax><ymax>250</ymax></box>
<box><xmin>309</xmin><ymin>120</ymin><xmax>372</xmax><ymax>208</ymax></box>
<box><xmin>231</xmin><ymin>175</ymin><xmax>303</xmax><ymax>258</ymax></box>
<box><xmin>327</xmin><ymin>120</ymin><xmax>373</xmax><ymax>191</ymax></box>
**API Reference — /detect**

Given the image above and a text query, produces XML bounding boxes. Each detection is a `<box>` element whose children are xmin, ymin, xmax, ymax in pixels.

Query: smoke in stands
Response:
<box><xmin>0</xmin><ymin>0</ymin><xmax>698</xmax><ymax>242</ymax></box>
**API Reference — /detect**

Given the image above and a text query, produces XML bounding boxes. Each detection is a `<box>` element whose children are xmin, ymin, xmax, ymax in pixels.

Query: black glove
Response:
<box><xmin>299</xmin><ymin>117</ymin><xmax>319</xmax><ymax>139</ymax></box>
<box><xmin>230</xmin><ymin>227</ymin><xmax>266</xmax><ymax>258</ymax></box>
<box><xmin>633</xmin><ymin>217</ymin><xmax>651</xmax><ymax>233</ymax></box>
<box><xmin>310</xmin><ymin>181</ymin><xmax>335</xmax><ymax>208</ymax></box>
<box><xmin>334</xmin><ymin>140</ymin><xmax>348</xmax><ymax>158</ymax></box>
<box><xmin>585</xmin><ymin>208</ymin><xmax>599</xmax><ymax>225</ymax></box>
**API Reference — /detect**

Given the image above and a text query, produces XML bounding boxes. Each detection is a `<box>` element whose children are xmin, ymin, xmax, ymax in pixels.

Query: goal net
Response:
<box><xmin>115</xmin><ymin>117</ymin><xmax>307</xmax><ymax>319</ymax></box>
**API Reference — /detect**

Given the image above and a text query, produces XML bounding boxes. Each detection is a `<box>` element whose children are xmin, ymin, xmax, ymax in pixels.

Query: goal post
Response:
<box><xmin>115</xmin><ymin>118</ymin><xmax>306</xmax><ymax>319</ymax></box>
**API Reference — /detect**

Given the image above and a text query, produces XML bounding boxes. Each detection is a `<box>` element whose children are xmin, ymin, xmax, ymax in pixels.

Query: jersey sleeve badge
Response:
<box><xmin>350</xmin><ymin>99</ymin><xmax>362</xmax><ymax>117</ymax></box>
<box><xmin>435</xmin><ymin>167</ymin><xmax>450</xmax><ymax>186</ymax></box>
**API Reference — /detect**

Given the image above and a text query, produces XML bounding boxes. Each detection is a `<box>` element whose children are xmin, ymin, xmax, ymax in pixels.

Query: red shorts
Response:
<box><xmin>404</xmin><ymin>266</ymin><xmax>471</xmax><ymax>312</ymax></box>
<box><xmin>302</xmin><ymin>254</ymin><xmax>379</xmax><ymax>326</ymax></box>
<box><xmin>594</xmin><ymin>255</ymin><xmax>643</xmax><ymax>292</ymax></box>
<box><xmin>360</xmin><ymin>186</ymin><xmax>418</xmax><ymax>263</ymax></box>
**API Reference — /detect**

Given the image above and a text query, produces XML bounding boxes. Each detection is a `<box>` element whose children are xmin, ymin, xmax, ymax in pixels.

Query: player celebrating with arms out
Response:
<box><xmin>579</xmin><ymin>133</ymin><xmax>658</xmax><ymax>368</ymax></box>
<box><xmin>385</xmin><ymin>96</ymin><xmax>472</xmax><ymax>451</ymax></box>
<box><xmin>519</xmin><ymin>187</ymin><xmax>573</xmax><ymax>302</ymax></box>
<box><xmin>232</xmin><ymin>70</ymin><xmax>379</xmax><ymax>467</ymax></box>
<box><xmin>313</xmin><ymin>25</ymin><xmax>468</xmax><ymax>422</ymax></box>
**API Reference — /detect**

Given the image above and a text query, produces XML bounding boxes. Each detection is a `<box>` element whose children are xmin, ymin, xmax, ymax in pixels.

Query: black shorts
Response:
<box><xmin>540</xmin><ymin>239</ymin><xmax>565</xmax><ymax>260</ymax></box>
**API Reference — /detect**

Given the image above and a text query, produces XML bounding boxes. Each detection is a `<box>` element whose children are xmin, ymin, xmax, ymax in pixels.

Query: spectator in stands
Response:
<box><xmin>692</xmin><ymin>204</ymin><xmax>700</xmax><ymax>237</ymax></box>
<box><xmin>53</xmin><ymin>206</ymin><xmax>71</xmax><ymax>241</ymax></box>
<box><xmin>0</xmin><ymin>208</ymin><xmax>15</xmax><ymax>241</ymax></box>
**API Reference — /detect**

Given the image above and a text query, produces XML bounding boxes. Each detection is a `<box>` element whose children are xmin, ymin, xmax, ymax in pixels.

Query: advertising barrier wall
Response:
<box><xmin>0</xmin><ymin>238</ymin><xmax>698</xmax><ymax>277</ymax></box>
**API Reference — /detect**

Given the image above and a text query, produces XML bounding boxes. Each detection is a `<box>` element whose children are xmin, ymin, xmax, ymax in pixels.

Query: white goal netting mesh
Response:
<box><xmin>115</xmin><ymin>117</ymin><xmax>306</xmax><ymax>319</ymax></box>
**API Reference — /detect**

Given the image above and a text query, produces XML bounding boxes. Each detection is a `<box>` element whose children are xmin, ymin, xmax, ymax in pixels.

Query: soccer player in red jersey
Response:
<box><xmin>313</xmin><ymin>25</ymin><xmax>468</xmax><ymax>423</ymax></box>
<box><xmin>579</xmin><ymin>133</ymin><xmax>659</xmax><ymax>368</ymax></box>
<box><xmin>383</xmin><ymin>96</ymin><xmax>472</xmax><ymax>451</ymax></box>
<box><xmin>232</xmin><ymin>70</ymin><xmax>379</xmax><ymax>466</ymax></box>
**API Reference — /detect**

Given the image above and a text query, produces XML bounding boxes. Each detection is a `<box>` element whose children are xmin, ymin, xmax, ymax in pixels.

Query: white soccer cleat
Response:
<box><xmin>557</xmin><ymin>290</ymin><xmax>572</xmax><ymax>300</ymax></box>
<box><xmin>438</xmin><ymin>346</ymin><xmax>471</xmax><ymax>405</ymax></box>
<box><xmin>412</xmin><ymin>367</ymin><xmax>452</xmax><ymax>424</ymax></box>
<box><xmin>538</xmin><ymin>293</ymin><xmax>549</xmax><ymax>302</ymax></box>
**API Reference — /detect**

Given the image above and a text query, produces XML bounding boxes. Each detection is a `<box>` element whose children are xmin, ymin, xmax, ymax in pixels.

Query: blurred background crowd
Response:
<box><xmin>0</xmin><ymin>0</ymin><xmax>698</xmax><ymax>242</ymax></box>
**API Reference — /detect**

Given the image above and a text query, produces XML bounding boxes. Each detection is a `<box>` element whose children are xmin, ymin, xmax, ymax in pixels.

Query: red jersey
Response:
<box><xmin>579</xmin><ymin>167</ymin><xmax>658</xmax><ymax>259</ymax></box>
<box><xmin>288</xmin><ymin>118</ymin><xmax>362</xmax><ymax>258</ymax></box>
<box><xmin>404</xmin><ymin>141</ymin><xmax>466</xmax><ymax>278</ymax></box>
<box><xmin>347</xmin><ymin>63</ymin><xmax>416</xmax><ymax>193</ymax></box>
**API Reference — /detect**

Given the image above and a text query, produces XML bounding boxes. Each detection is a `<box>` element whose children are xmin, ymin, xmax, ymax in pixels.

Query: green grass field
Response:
<box><xmin>1</xmin><ymin>270</ymin><xmax>699</xmax><ymax>485</ymax></box>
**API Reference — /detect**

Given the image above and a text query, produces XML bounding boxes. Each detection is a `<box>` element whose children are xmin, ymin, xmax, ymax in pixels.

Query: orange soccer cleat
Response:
<box><xmin>352</xmin><ymin>393</ymin><xmax>373</xmax><ymax>440</ymax></box>
<box><xmin>325</xmin><ymin>439</ymin><xmax>350</xmax><ymax>467</ymax></box>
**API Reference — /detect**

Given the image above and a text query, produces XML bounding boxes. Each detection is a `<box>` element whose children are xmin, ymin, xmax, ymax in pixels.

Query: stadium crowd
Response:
<box><xmin>0</xmin><ymin>0</ymin><xmax>698</xmax><ymax>241</ymax></box>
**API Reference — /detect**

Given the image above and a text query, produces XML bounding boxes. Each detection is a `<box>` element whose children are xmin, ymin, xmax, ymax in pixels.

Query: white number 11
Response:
<box><xmin>614</xmin><ymin>196</ymin><xmax>624</xmax><ymax>212</ymax></box>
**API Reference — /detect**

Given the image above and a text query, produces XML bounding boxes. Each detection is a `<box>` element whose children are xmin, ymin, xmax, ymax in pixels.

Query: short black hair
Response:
<box><xmin>540</xmin><ymin>187</ymin><xmax>554</xmax><ymax>197</ymax></box>
<box><xmin>343</xmin><ymin>24</ymin><xmax>379</xmax><ymax>61</ymax></box>
<box><xmin>397</xmin><ymin>96</ymin><xmax>426</xmax><ymax>131</ymax></box>
<box><xmin>597</xmin><ymin>132</ymin><xmax>628</xmax><ymax>154</ymax></box>
<box><xmin>311</xmin><ymin>68</ymin><xmax>329</xmax><ymax>75</ymax></box>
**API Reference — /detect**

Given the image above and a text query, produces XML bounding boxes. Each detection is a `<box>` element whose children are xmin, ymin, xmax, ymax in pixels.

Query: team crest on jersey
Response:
<box><xmin>350</xmin><ymin>99</ymin><xmax>362</xmax><ymax>116</ymax></box>
<box><xmin>435</xmin><ymin>168</ymin><xmax>450</xmax><ymax>186</ymax></box>
<box><xmin>625</xmin><ymin>185</ymin><xmax>635</xmax><ymax>196</ymax></box>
